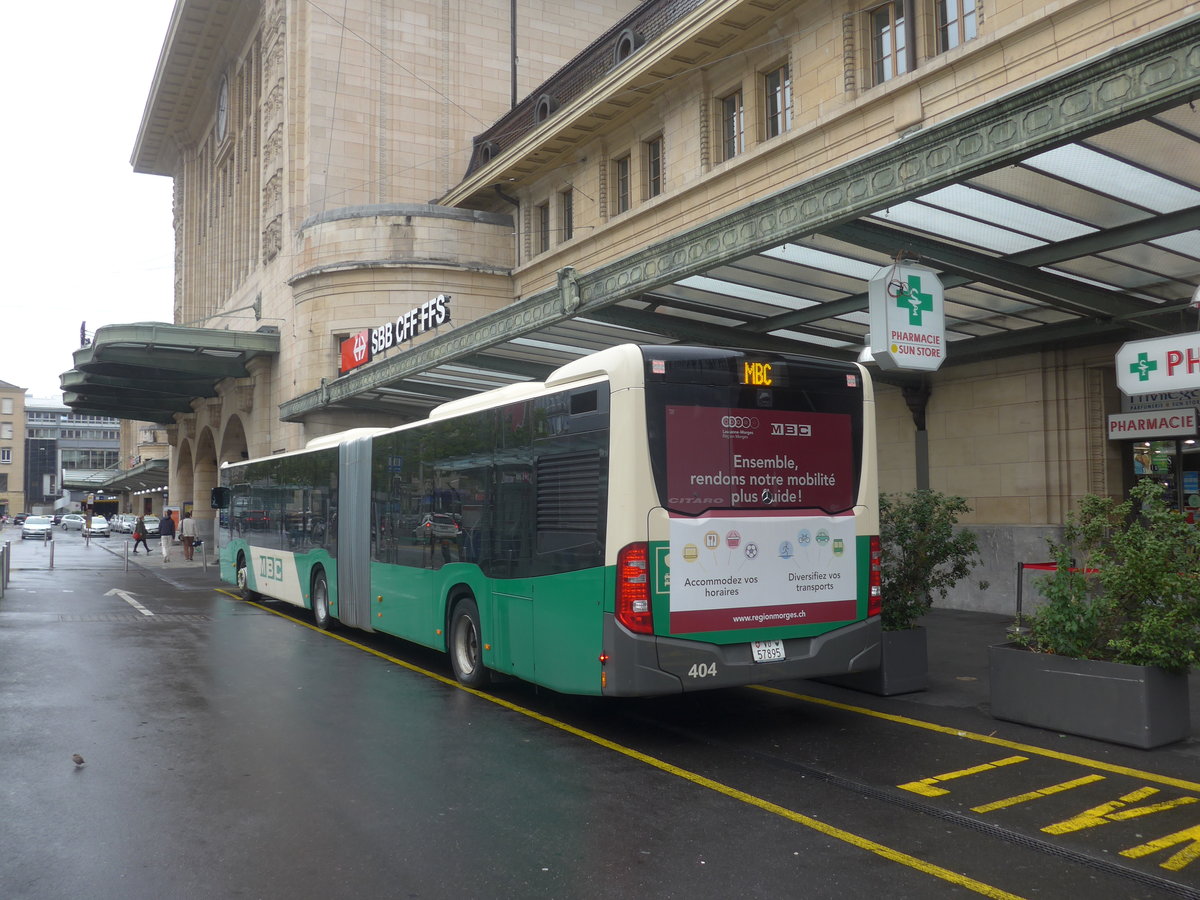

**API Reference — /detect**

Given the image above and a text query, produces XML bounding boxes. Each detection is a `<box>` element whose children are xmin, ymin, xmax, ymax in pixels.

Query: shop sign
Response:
<box><xmin>1107</xmin><ymin>408</ymin><xmax>1198</xmax><ymax>440</ymax></box>
<box><xmin>868</xmin><ymin>263</ymin><xmax>945</xmax><ymax>372</ymax></box>
<box><xmin>1122</xmin><ymin>388</ymin><xmax>1200</xmax><ymax>413</ymax></box>
<box><xmin>1115</xmin><ymin>332</ymin><xmax>1200</xmax><ymax>395</ymax></box>
<box><xmin>337</xmin><ymin>294</ymin><xmax>452</xmax><ymax>376</ymax></box>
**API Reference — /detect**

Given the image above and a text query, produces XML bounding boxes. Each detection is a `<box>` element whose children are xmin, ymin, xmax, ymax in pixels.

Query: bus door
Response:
<box><xmin>337</xmin><ymin>435</ymin><xmax>375</xmax><ymax>630</ymax></box>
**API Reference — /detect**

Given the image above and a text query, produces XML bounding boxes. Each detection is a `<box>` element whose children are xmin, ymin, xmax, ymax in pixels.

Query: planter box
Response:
<box><xmin>821</xmin><ymin>627</ymin><xmax>927</xmax><ymax>696</ymax></box>
<box><xmin>988</xmin><ymin>642</ymin><xmax>1191</xmax><ymax>749</ymax></box>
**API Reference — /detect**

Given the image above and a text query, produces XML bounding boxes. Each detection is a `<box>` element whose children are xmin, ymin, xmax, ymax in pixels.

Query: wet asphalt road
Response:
<box><xmin>2</xmin><ymin>529</ymin><xmax>1199</xmax><ymax>899</ymax></box>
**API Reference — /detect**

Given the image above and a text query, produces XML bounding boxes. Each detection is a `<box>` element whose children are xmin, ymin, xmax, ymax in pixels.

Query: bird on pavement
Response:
<box><xmin>72</xmin><ymin>754</ymin><xmax>85</xmax><ymax>767</ymax></box>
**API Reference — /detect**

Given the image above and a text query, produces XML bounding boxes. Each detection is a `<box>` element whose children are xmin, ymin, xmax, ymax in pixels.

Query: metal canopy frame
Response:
<box><xmin>62</xmin><ymin>324</ymin><xmax>280</xmax><ymax>424</ymax></box>
<box><xmin>281</xmin><ymin>16</ymin><xmax>1200</xmax><ymax>423</ymax></box>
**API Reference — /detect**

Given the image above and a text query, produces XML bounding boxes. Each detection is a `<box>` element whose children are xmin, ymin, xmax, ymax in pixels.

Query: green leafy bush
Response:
<box><xmin>1026</xmin><ymin>479</ymin><xmax>1200</xmax><ymax>674</ymax></box>
<box><xmin>879</xmin><ymin>490</ymin><xmax>986</xmax><ymax>631</ymax></box>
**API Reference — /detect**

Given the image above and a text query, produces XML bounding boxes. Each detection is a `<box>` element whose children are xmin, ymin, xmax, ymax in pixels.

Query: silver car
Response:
<box><xmin>21</xmin><ymin>516</ymin><xmax>54</xmax><ymax>540</ymax></box>
<box><xmin>84</xmin><ymin>515</ymin><xmax>111</xmax><ymax>537</ymax></box>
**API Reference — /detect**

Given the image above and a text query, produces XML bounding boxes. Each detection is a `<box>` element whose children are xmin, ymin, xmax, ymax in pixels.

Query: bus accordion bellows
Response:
<box><xmin>217</xmin><ymin>344</ymin><xmax>882</xmax><ymax>696</ymax></box>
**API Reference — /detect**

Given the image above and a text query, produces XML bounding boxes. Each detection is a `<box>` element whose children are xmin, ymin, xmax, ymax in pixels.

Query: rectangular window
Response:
<box><xmin>0</xmin><ymin>424</ymin><xmax>11</xmax><ymax>439</ymax></box>
<box><xmin>1</xmin><ymin>399</ymin><xmax>11</xmax><ymax>414</ymax></box>
<box><xmin>870</xmin><ymin>1</ymin><xmax>909</xmax><ymax>85</ymax></box>
<box><xmin>644</xmin><ymin>136</ymin><xmax>663</xmax><ymax>198</ymax></box>
<box><xmin>0</xmin><ymin>474</ymin><xmax>7</xmax><ymax>490</ymax></box>
<box><xmin>763</xmin><ymin>65</ymin><xmax>792</xmax><ymax>138</ymax></box>
<box><xmin>559</xmin><ymin>189</ymin><xmax>574</xmax><ymax>241</ymax></box>
<box><xmin>720</xmin><ymin>90</ymin><xmax>744</xmax><ymax>160</ymax></box>
<box><xmin>936</xmin><ymin>0</ymin><xmax>976</xmax><ymax>52</ymax></box>
<box><xmin>614</xmin><ymin>154</ymin><xmax>631</xmax><ymax>214</ymax></box>
<box><xmin>536</xmin><ymin>202</ymin><xmax>550</xmax><ymax>253</ymax></box>
<box><xmin>1</xmin><ymin>449</ymin><xmax>10</xmax><ymax>464</ymax></box>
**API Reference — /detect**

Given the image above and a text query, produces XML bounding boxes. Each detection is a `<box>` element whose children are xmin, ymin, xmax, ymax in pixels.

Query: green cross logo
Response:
<box><xmin>896</xmin><ymin>275</ymin><xmax>933</xmax><ymax>326</ymax></box>
<box><xmin>1130</xmin><ymin>352</ymin><xmax>1158</xmax><ymax>382</ymax></box>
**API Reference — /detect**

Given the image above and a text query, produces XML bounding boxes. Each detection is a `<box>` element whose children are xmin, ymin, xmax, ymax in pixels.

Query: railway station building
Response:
<box><xmin>61</xmin><ymin>0</ymin><xmax>1200</xmax><ymax>613</ymax></box>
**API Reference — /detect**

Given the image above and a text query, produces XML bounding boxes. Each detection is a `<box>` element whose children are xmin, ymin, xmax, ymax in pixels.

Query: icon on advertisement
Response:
<box><xmin>744</xmin><ymin>542</ymin><xmax>759</xmax><ymax>560</ymax></box>
<box><xmin>797</xmin><ymin>529</ymin><xmax>811</xmax><ymax>545</ymax></box>
<box><xmin>761</xmin><ymin>489</ymin><xmax>774</xmax><ymax>504</ymax></box>
<box><xmin>725</xmin><ymin>530</ymin><xmax>741</xmax><ymax>548</ymax></box>
<box><xmin>832</xmin><ymin>538</ymin><xmax>844</xmax><ymax>556</ymax></box>
<box><xmin>704</xmin><ymin>530</ymin><xmax>720</xmax><ymax>549</ymax></box>
<box><xmin>778</xmin><ymin>541</ymin><xmax>794</xmax><ymax>559</ymax></box>
<box><xmin>815</xmin><ymin>529</ymin><xmax>830</xmax><ymax>545</ymax></box>
<box><xmin>682</xmin><ymin>543</ymin><xmax>699</xmax><ymax>561</ymax></box>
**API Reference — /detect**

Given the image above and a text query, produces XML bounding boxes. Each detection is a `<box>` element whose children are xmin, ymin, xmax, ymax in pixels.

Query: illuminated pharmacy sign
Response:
<box><xmin>1115</xmin><ymin>332</ymin><xmax>1200</xmax><ymax>395</ymax></box>
<box><xmin>867</xmin><ymin>263</ymin><xmax>945</xmax><ymax>372</ymax></box>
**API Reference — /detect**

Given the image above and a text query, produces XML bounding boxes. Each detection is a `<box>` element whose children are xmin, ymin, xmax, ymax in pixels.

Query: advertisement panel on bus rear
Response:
<box><xmin>666</xmin><ymin>512</ymin><xmax>858</xmax><ymax>633</ymax></box>
<box><xmin>665</xmin><ymin>406</ymin><xmax>853</xmax><ymax>513</ymax></box>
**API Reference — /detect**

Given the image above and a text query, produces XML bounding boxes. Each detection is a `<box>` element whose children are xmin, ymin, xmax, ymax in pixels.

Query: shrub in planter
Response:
<box><xmin>997</xmin><ymin>479</ymin><xmax>1200</xmax><ymax>747</ymax></box>
<box><xmin>827</xmin><ymin>490</ymin><xmax>985</xmax><ymax>695</ymax></box>
<box><xmin>1023</xmin><ymin>479</ymin><xmax>1200</xmax><ymax>673</ymax></box>
<box><xmin>879</xmin><ymin>490</ymin><xmax>987</xmax><ymax>631</ymax></box>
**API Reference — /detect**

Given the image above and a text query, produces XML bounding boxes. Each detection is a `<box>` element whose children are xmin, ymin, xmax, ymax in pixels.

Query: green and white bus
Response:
<box><xmin>217</xmin><ymin>344</ymin><xmax>882</xmax><ymax>696</ymax></box>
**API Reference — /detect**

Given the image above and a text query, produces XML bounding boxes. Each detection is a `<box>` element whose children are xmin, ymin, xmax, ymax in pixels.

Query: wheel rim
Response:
<box><xmin>236</xmin><ymin>564</ymin><xmax>248</xmax><ymax>592</ymax></box>
<box><xmin>453</xmin><ymin>612</ymin><xmax>479</xmax><ymax>676</ymax></box>
<box><xmin>313</xmin><ymin>578</ymin><xmax>328</xmax><ymax>626</ymax></box>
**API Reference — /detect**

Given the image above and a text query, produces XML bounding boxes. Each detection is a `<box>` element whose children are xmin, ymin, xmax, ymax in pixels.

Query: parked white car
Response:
<box><xmin>84</xmin><ymin>515</ymin><xmax>111</xmax><ymax>537</ymax></box>
<box><xmin>142</xmin><ymin>516</ymin><xmax>160</xmax><ymax>536</ymax></box>
<box><xmin>60</xmin><ymin>514</ymin><xmax>87</xmax><ymax>531</ymax></box>
<box><xmin>21</xmin><ymin>516</ymin><xmax>54</xmax><ymax>540</ymax></box>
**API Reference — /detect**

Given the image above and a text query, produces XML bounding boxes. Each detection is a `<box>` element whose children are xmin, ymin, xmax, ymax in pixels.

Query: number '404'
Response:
<box><xmin>687</xmin><ymin>662</ymin><xmax>718</xmax><ymax>679</ymax></box>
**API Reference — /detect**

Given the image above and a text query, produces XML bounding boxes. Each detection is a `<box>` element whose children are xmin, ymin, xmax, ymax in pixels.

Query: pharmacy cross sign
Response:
<box><xmin>897</xmin><ymin>275</ymin><xmax>934</xmax><ymax>326</ymax></box>
<box><xmin>868</xmin><ymin>263</ymin><xmax>945</xmax><ymax>372</ymax></box>
<box><xmin>1115</xmin><ymin>333</ymin><xmax>1200</xmax><ymax>395</ymax></box>
<box><xmin>1129</xmin><ymin>352</ymin><xmax>1158</xmax><ymax>382</ymax></box>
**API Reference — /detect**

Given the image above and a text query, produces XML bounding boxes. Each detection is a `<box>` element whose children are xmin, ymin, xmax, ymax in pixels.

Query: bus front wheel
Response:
<box><xmin>236</xmin><ymin>554</ymin><xmax>259</xmax><ymax>601</ymax></box>
<box><xmin>312</xmin><ymin>570</ymin><xmax>332</xmax><ymax>630</ymax></box>
<box><xmin>449</xmin><ymin>597</ymin><xmax>490</xmax><ymax>688</ymax></box>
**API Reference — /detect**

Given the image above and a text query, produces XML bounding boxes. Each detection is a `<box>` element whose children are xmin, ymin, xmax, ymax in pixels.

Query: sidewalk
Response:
<box><xmin>101</xmin><ymin>537</ymin><xmax>225</xmax><ymax>588</ymax></box>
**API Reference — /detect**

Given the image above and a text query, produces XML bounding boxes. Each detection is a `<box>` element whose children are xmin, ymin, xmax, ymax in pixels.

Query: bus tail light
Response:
<box><xmin>868</xmin><ymin>535</ymin><xmax>882</xmax><ymax>618</ymax></box>
<box><xmin>616</xmin><ymin>542</ymin><xmax>653</xmax><ymax>634</ymax></box>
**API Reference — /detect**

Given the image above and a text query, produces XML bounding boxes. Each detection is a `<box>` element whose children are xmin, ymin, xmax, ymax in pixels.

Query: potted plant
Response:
<box><xmin>990</xmin><ymin>479</ymin><xmax>1200</xmax><ymax>748</ymax></box>
<box><xmin>829</xmin><ymin>490</ymin><xmax>985</xmax><ymax>695</ymax></box>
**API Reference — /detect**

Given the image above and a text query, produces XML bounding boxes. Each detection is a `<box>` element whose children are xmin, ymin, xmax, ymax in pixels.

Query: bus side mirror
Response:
<box><xmin>211</xmin><ymin>487</ymin><xmax>231</xmax><ymax>509</ymax></box>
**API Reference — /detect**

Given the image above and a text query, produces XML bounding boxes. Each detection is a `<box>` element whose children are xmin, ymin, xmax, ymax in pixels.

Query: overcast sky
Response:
<box><xmin>1</xmin><ymin>2</ymin><xmax>176</xmax><ymax>402</ymax></box>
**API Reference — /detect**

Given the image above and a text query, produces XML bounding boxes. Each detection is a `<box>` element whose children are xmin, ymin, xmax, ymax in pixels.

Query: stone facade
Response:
<box><xmin>0</xmin><ymin>381</ymin><xmax>27</xmax><ymax>518</ymax></box>
<box><xmin>134</xmin><ymin>0</ymin><xmax>1199</xmax><ymax>604</ymax></box>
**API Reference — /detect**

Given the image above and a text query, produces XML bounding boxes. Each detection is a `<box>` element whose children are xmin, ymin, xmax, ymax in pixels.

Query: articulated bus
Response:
<box><xmin>216</xmin><ymin>344</ymin><xmax>882</xmax><ymax>696</ymax></box>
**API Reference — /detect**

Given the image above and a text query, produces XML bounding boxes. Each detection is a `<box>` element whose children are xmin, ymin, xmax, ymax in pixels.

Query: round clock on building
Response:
<box><xmin>216</xmin><ymin>75</ymin><xmax>229</xmax><ymax>142</ymax></box>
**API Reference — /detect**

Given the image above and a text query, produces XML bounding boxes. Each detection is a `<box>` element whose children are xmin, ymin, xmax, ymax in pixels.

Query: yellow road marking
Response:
<box><xmin>1121</xmin><ymin>824</ymin><xmax>1200</xmax><ymax>872</ymax></box>
<box><xmin>752</xmin><ymin>685</ymin><xmax>1200</xmax><ymax>794</ymax></box>
<box><xmin>899</xmin><ymin>755</ymin><xmax>1027</xmax><ymax>797</ymax></box>
<box><xmin>222</xmin><ymin>592</ymin><xmax>1025</xmax><ymax>900</ymax></box>
<box><xmin>972</xmin><ymin>775</ymin><xmax>1106</xmax><ymax>813</ymax></box>
<box><xmin>1043</xmin><ymin>787</ymin><xmax>1198</xmax><ymax>835</ymax></box>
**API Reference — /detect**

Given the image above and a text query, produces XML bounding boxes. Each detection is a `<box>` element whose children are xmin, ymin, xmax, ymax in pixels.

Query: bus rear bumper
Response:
<box><xmin>601</xmin><ymin>615</ymin><xmax>882</xmax><ymax>697</ymax></box>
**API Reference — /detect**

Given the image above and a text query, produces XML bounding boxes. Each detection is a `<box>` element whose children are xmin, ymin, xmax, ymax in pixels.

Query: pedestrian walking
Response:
<box><xmin>132</xmin><ymin>516</ymin><xmax>151</xmax><ymax>554</ymax></box>
<box><xmin>159</xmin><ymin>511</ymin><xmax>176</xmax><ymax>562</ymax></box>
<box><xmin>180</xmin><ymin>512</ymin><xmax>198</xmax><ymax>561</ymax></box>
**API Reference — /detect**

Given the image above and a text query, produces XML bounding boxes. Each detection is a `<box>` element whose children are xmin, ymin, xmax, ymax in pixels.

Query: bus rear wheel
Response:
<box><xmin>312</xmin><ymin>570</ymin><xmax>332</xmax><ymax>630</ymax></box>
<box><xmin>449</xmin><ymin>597</ymin><xmax>490</xmax><ymax>688</ymax></box>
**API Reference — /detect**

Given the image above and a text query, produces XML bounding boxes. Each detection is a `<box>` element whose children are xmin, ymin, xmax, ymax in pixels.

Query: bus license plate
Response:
<box><xmin>751</xmin><ymin>640</ymin><xmax>785</xmax><ymax>663</ymax></box>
